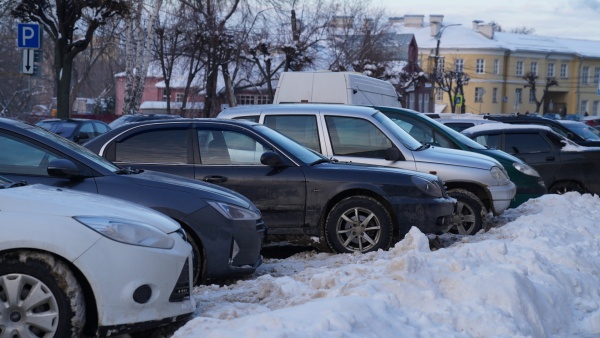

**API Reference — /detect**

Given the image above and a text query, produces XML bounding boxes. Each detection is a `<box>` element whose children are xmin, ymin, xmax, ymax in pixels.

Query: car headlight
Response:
<box><xmin>490</xmin><ymin>166</ymin><xmax>510</xmax><ymax>183</ymax></box>
<box><xmin>411</xmin><ymin>176</ymin><xmax>444</xmax><ymax>198</ymax></box>
<box><xmin>74</xmin><ymin>216</ymin><xmax>175</xmax><ymax>249</ymax></box>
<box><xmin>512</xmin><ymin>162</ymin><xmax>541</xmax><ymax>177</ymax></box>
<box><xmin>207</xmin><ymin>201</ymin><xmax>262</xmax><ymax>221</ymax></box>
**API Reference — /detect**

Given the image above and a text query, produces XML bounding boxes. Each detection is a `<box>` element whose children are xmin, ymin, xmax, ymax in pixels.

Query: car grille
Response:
<box><xmin>169</xmin><ymin>258</ymin><xmax>191</xmax><ymax>302</ymax></box>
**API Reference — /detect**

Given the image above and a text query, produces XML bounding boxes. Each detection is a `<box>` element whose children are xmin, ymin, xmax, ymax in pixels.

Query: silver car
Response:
<box><xmin>219</xmin><ymin>104</ymin><xmax>516</xmax><ymax>235</ymax></box>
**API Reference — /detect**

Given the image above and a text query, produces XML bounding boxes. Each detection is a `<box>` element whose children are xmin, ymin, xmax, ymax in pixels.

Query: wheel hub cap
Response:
<box><xmin>10</xmin><ymin>311</ymin><xmax>22</xmax><ymax>322</ymax></box>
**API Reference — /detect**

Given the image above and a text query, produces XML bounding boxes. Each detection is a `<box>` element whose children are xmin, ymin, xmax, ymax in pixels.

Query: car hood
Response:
<box><xmin>321</xmin><ymin>161</ymin><xmax>440</xmax><ymax>181</ymax></box>
<box><xmin>415</xmin><ymin>146</ymin><xmax>502</xmax><ymax>170</ymax></box>
<box><xmin>125</xmin><ymin>170</ymin><xmax>254</xmax><ymax>210</ymax></box>
<box><xmin>477</xmin><ymin>148</ymin><xmax>523</xmax><ymax>164</ymax></box>
<box><xmin>0</xmin><ymin>184</ymin><xmax>181</xmax><ymax>233</ymax></box>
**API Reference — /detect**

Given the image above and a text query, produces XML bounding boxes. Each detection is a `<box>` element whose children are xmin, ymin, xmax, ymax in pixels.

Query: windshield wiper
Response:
<box><xmin>310</xmin><ymin>158</ymin><xmax>331</xmax><ymax>166</ymax></box>
<box><xmin>0</xmin><ymin>180</ymin><xmax>28</xmax><ymax>189</ymax></box>
<box><xmin>115</xmin><ymin>167</ymin><xmax>143</xmax><ymax>175</ymax></box>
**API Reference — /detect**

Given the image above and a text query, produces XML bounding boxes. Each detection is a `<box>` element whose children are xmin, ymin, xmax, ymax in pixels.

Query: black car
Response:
<box><xmin>483</xmin><ymin>114</ymin><xmax>600</xmax><ymax>147</ymax></box>
<box><xmin>108</xmin><ymin>113</ymin><xmax>182</xmax><ymax>129</ymax></box>
<box><xmin>462</xmin><ymin>124</ymin><xmax>600</xmax><ymax>195</ymax></box>
<box><xmin>36</xmin><ymin>118</ymin><xmax>111</xmax><ymax>144</ymax></box>
<box><xmin>0</xmin><ymin>117</ymin><xmax>266</xmax><ymax>285</ymax></box>
<box><xmin>85</xmin><ymin>118</ymin><xmax>456</xmax><ymax>253</ymax></box>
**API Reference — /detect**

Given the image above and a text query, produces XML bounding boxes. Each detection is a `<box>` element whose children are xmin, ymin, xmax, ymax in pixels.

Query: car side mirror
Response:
<box><xmin>47</xmin><ymin>159</ymin><xmax>83</xmax><ymax>178</ymax></box>
<box><xmin>385</xmin><ymin>147</ymin><xmax>404</xmax><ymax>161</ymax></box>
<box><xmin>260</xmin><ymin>151</ymin><xmax>286</xmax><ymax>168</ymax></box>
<box><xmin>566</xmin><ymin>132</ymin><xmax>574</xmax><ymax>140</ymax></box>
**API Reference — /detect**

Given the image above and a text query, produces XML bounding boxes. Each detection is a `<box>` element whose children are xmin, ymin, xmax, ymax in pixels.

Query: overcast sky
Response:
<box><xmin>375</xmin><ymin>0</ymin><xmax>600</xmax><ymax>41</ymax></box>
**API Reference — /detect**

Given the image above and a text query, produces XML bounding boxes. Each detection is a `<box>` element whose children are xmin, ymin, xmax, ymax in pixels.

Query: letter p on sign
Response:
<box><xmin>17</xmin><ymin>23</ymin><xmax>40</xmax><ymax>49</ymax></box>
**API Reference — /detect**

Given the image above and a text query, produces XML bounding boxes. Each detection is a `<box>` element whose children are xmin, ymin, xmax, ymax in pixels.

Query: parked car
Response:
<box><xmin>370</xmin><ymin>107</ymin><xmax>546</xmax><ymax>209</ymax></box>
<box><xmin>0</xmin><ymin>175</ymin><xmax>195</xmax><ymax>337</ymax></box>
<box><xmin>483</xmin><ymin>114</ymin><xmax>600</xmax><ymax>147</ymax></box>
<box><xmin>85</xmin><ymin>118</ymin><xmax>456</xmax><ymax>252</ymax></box>
<box><xmin>435</xmin><ymin>117</ymin><xmax>500</xmax><ymax>132</ymax></box>
<box><xmin>217</xmin><ymin>104</ymin><xmax>516</xmax><ymax>235</ymax></box>
<box><xmin>108</xmin><ymin>113</ymin><xmax>183</xmax><ymax>129</ymax></box>
<box><xmin>581</xmin><ymin>115</ymin><xmax>600</xmax><ymax>128</ymax></box>
<box><xmin>0</xmin><ymin>117</ymin><xmax>265</xmax><ymax>285</ymax></box>
<box><xmin>36</xmin><ymin>118</ymin><xmax>111</xmax><ymax>144</ymax></box>
<box><xmin>557</xmin><ymin>120</ymin><xmax>600</xmax><ymax>143</ymax></box>
<box><xmin>462</xmin><ymin>124</ymin><xmax>600</xmax><ymax>195</ymax></box>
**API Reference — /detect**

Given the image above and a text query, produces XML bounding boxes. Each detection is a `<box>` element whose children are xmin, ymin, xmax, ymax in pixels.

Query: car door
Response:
<box><xmin>194</xmin><ymin>123</ymin><xmax>307</xmax><ymax>232</ymax></box>
<box><xmin>500</xmin><ymin>131</ymin><xmax>561</xmax><ymax>186</ymax></box>
<box><xmin>0</xmin><ymin>130</ymin><xmax>98</xmax><ymax>192</ymax></box>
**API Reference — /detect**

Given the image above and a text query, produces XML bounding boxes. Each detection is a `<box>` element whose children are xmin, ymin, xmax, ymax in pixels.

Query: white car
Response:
<box><xmin>0</xmin><ymin>177</ymin><xmax>195</xmax><ymax>337</ymax></box>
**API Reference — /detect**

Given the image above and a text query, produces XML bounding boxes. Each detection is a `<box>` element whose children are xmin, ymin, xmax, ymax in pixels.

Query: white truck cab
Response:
<box><xmin>219</xmin><ymin>104</ymin><xmax>516</xmax><ymax>235</ymax></box>
<box><xmin>274</xmin><ymin>71</ymin><xmax>402</xmax><ymax>108</ymax></box>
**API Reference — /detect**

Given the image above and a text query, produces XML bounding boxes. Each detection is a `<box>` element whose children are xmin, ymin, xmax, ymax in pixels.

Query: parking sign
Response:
<box><xmin>17</xmin><ymin>23</ymin><xmax>41</xmax><ymax>49</ymax></box>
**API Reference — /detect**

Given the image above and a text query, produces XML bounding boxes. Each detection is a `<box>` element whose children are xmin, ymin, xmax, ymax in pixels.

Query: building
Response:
<box><xmin>394</xmin><ymin>15</ymin><xmax>600</xmax><ymax>116</ymax></box>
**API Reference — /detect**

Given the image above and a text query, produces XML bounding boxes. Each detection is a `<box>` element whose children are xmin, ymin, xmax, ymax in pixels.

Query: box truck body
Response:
<box><xmin>273</xmin><ymin>71</ymin><xmax>402</xmax><ymax>108</ymax></box>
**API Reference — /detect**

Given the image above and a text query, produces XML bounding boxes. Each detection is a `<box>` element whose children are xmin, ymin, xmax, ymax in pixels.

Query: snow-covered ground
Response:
<box><xmin>173</xmin><ymin>192</ymin><xmax>600</xmax><ymax>338</ymax></box>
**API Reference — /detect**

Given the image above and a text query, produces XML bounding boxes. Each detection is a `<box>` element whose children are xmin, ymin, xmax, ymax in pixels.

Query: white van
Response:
<box><xmin>274</xmin><ymin>71</ymin><xmax>402</xmax><ymax>108</ymax></box>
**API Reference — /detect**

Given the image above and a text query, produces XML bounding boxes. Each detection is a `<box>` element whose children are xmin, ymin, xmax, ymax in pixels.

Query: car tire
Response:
<box><xmin>325</xmin><ymin>196</ymin><xmax>393</xmax><ymax>253</ymax></box>
<box><xmin>0</xmin><ymin>251</ymin><xmax>85</xmax><ymax>337</ymax></box>
<box><xmin>187</xmin><ymin>235</ymin><xmax>204</xmax><ymax>286</ymax></box>
<box><xmin>447</xmin><ymin>189</ymin><xmax>487</xmax><ymax>235</ymax></box>
<box><xmin>549</xmin><ymin>182</ymin><xmax>584</xmax><ymax>194</ymax></box>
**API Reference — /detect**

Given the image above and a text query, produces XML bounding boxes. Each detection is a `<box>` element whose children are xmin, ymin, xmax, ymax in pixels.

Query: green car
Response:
<box><xmin>373</xmin><ymin>106</ymin><xmax>546</xmax><ymax>208</ymax></box>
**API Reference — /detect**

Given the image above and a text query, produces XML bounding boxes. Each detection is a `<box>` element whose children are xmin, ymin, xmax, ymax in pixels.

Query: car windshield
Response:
<box><xmin>253</xmin><ymin>125</ymin><xmax>325</xmax><ymax>165</ymax></box>
<box><xmin>561</xmin><ymin>122</ymin><xmax>600</xmax><ymax>141</ymax></box>
<box><xmin>27</xmin><ymin>125</ymin><xmax>121</xmax><ymax>172</ymax></box>
<box><xmin>372</xmin><ymin>112</ymin><xmax>423</xmax><ymax>150</ymax></box>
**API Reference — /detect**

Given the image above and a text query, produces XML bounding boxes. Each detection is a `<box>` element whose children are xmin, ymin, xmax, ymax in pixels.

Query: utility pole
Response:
<box><xmin>431</xmin><ymin>24</ymin><xmax>461</xmax><ymax>111</ymax></box>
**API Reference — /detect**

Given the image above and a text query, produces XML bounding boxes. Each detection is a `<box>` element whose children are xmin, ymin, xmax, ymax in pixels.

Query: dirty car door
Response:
<box><xmin>194</xmin><ymin>125</ymin><xmax>307</xmax><ymax>233</ymax></box>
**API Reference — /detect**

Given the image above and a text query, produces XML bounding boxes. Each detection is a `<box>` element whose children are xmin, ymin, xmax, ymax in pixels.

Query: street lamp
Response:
<box><xmin>431</xmin><ymin>23</ymin><xmax>461</xmax><ymax>112</ymax></box>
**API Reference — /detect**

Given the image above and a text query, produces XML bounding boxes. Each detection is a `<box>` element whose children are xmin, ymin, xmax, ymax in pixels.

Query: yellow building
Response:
<box><xmin>394</xmin><ymin>15</ymin><xmax>600</xmax><ymax>116</ymax></box>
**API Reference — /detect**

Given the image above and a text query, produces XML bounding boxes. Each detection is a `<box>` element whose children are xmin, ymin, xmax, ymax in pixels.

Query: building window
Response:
<box><xmin>560</xmin><ymin>64</ymin><xmax>568</xmax><ymax>78</ymax></box>
<box><xmin>581</xmin><ymin>100</ymin><xmax>589</xmax><ymax>115</ymax></box>
<box><xmin>531</xmin><ymin>62</ymin><xmax>538</xmax><ymax>75</ymax></box>
<box><xmin>515</xmin><ymin>88</ymin><xmax>522</xmax><ymax>104</ymax></box>
<box><xmin>162</xmin><ymin>89</ymin><xmax>170</xmax><ymax>101</ymax></box>
<box><xmin>454</xmin><ymin>59</ymin><xmax>464</xmax><ymax>72</ymax></box>
<box><xmin>476</xmin><ymin>59</ymin><xmax>485</xmax><ymax>74</ymax></box>
<box><xmin>529</xmin><ymin>89</ymin><xmax>536</xmax><ymax>103</ymax></box>
<box><xmin>437</xmin><ymin>57</ymin><xmax>445</xmax><ymax>72</ymax></box>
<box><xmin>516</xmin><ymin>61</ymin><xmax>523</xmax><ymax>76</ymax></box>
<box><xmin>494</xmin><ymin>59</ymin><xmax>499</xmax><ymax>75</ymax></box>
<box><xmin>593</xmin><ymin>101</ymin><xmax>599</xmax><ymax>116</ymax></box>
<box><xmin>594</xmin><ymin>67</ymin><xmax>600</xmax><ymax>85</ymax></box>
<box><xmin>492</xmin><ymin>88</ymin><xmax>498</xmax><ymax>103</ymax></box>
<box><xmin>474</xmin><ymin>87</ymin><xmax>484</xmax><ymax>102</ymax></box>
<box><xmin>436</xmin><ymin>88</ymin><xmax>444</xmax><ymax>101</ymax></box>
<box><xmin>237</xmin><ymin>95</ymin><xmax>255</xmax><ymax>105</ymax></box>
<box><xmin>547</xmin><ymin>63</ymin><xmax>555</xmax><ymax>77</ymax></box>
<box><xmin>175</xmin><ymin>93</ymin><xmax>184</xmax><ymax>102</ymax></box>
<box><xmin>582</xmin><ymin>67</ymin><xmax>590</xmax><ymax>84</ymax></box>
<box><xmin>257</xmin><ymin>95</ymin><xmax>271</xmax><ymax>105</ymax></box>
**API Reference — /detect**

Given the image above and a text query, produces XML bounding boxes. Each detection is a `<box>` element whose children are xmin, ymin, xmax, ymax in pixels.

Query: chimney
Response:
<box><xmin>474</xmin><ymin>21</ymin><xmax>495</xmax><ymax>39</ymax></box>
<box><xmin>472</xmin><ymin>20</ymin><xmax>483</xmax><ymax>30</ymax></box>
<box><xmin>429</xmin><ymin>15</ymin><xmax>444</xmax><ymax>37</ymax></box>
<box><xmin>388</xmin><ymin>17</ymin><xmax>404</xmax><ymax>25</ymax></box>
<box><xmin>404</xmin><ymin>15</ymin><xmax>425</xmax><ymax>27</ymax></box>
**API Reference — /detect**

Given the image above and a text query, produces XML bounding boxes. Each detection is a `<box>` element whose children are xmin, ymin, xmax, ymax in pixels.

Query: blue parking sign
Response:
<box><xmin>17</xmin><ymin>23</ymin><xmax>41</xmax><ymax>49</ymax></box>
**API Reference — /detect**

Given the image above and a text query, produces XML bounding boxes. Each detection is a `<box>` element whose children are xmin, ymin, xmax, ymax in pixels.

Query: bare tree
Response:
<box><xmin>523</xmin><ymin>71</ymin><xmax>558</xmax><ymax>113</ymax></box>
<box><xmin>8</xmin><ymin>0</ymin><xmax>129</xmax><ymax>118</ymax></box>
<box><xmin>435</xmin><ymin>70</ymin><xmax>470</xmax><ymax>114</ymax></box>
<box><xmin>122</xmin><ymin>0</ymin><xmax>163</xmax><ymax>115</ymax></box>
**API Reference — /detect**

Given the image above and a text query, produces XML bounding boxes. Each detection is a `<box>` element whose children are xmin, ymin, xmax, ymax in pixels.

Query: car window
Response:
<box><xmin>115</xmin><ymin>129</ymin><xmax>188</xmax><ymax>163</ymax></box>
<box><xmin>325</xmin><ymin>116</ymin><xmax>392</xmax><ymax>158</ymax></box>
<box><xmin>504</xmin><ymin>133</ymin><xmax>551</xmax><ymax>154</ymax></box>
<box><xmin>197</xmin><ymin>129</ymin><xmax>268</xmax><ymax>165</ymax></box>
<box><xmin>388</xmin><ymin>115</ymin><xmax>453</xmax><ymax>148</ymax></box>
<box><xmin>264</xmin><ymin>115</ymin><xmax>321</xmax><ymax>153</ymax></box>
<box><xmin>473</xmin><ymin>134</ymin><xmax>500</xmax><ymax>149</ymax></box>
<box><xmin>0</xmin><ymin>133</ymin><xmax>59</xmax><ymax>176</ymax></box>
<box><xmin>78</xmin><ymin>122</ymin><xmax>95</xmax><ymax>140</ymax></box>
<box><xmin>49</xmin><ymin>121</ymin><xmax>78</xmax><ymax>138</ymax></box>
<box><xmin>232</xmin><ymin>115</ymin><xmax>260</xmax><ymax>123</ymax></box>
<box><xmin>94</xmin><ymin>122</ymin><xmax>110</xmax><ymax>134</ymax></box>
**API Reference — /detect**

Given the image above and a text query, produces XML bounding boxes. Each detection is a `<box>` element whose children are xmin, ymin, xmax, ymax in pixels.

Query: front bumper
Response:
<box><xmin>391</xmin><ymin>196</ymin><xmax>456</xmax><ymax>236</ymax></box>
<box><xmin>487</xmin><ymin>181</ymin><xmax>517</xmax><ymax>215</ymax></box>
<box><xmin>184</xmin><ymin>206</ymin><xmax>267</xmax><ymax>280</ymax></box>
<box><xmin>73</xmin><ymin>233</ymin><xmax>196</xmax><ymax>336</ymax></box>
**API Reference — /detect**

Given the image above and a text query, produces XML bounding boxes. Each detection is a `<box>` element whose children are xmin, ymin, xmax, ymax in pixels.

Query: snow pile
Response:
<box><xmin>175</xmin><ymin>192</ymin><xmax>600</xmax><ymax>338</ymax></box>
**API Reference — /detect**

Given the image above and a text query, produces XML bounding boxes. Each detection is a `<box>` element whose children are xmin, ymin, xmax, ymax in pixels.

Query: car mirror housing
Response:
<box><xmin>47</xmin><ymin>158</ymin><xmax>83</xmax><ymax>178</ymax></box>
<box><xmin>385</xmin><ymin>147</ymin><xmax>404</xmax><ymax>161</ymax></box>
<box><xmin>260</xmin><ymin>151</ymin><xmax>286</xmax><ymax>167</ymax></box>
